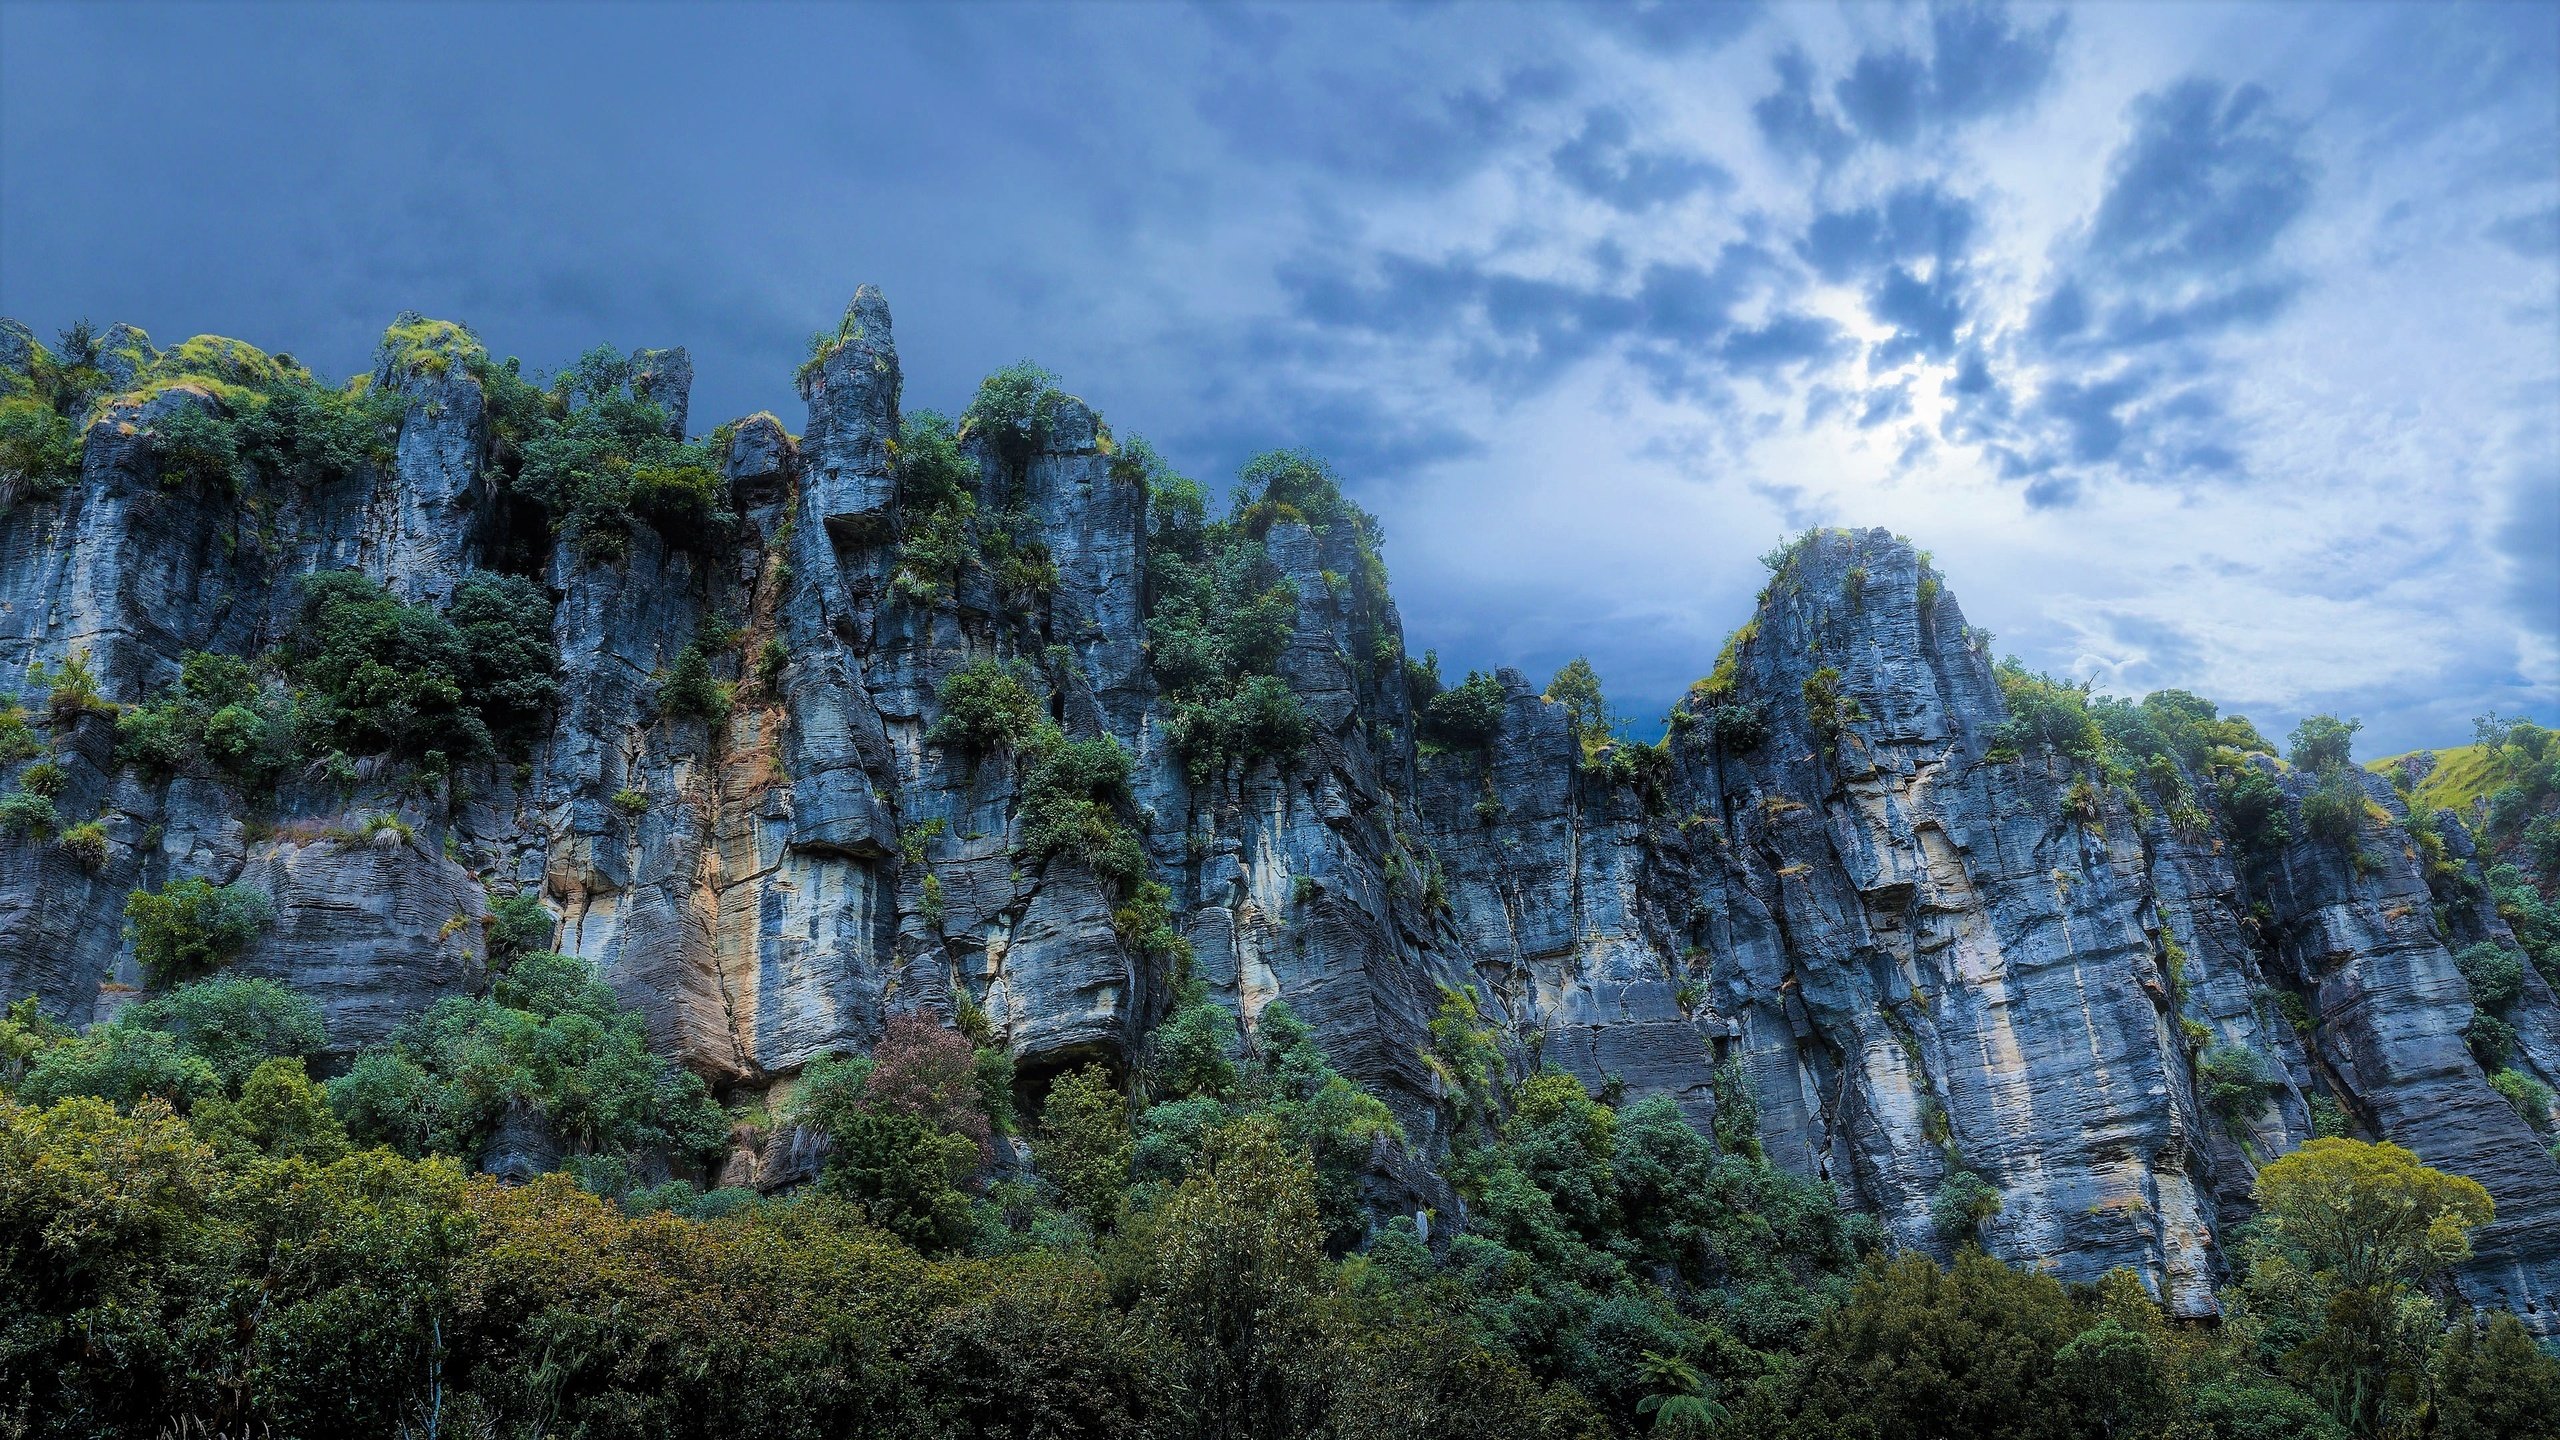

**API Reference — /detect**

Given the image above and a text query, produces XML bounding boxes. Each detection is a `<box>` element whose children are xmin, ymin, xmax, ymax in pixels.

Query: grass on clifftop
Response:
<box><xmin>2369</xmin><ymin>743</ymin><xmax>2501</xmax><ymax>817</ymax></box>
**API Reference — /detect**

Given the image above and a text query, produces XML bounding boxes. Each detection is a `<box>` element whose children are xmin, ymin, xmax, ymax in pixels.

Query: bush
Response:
<box><xmin>14</xmin><ymin>1025</ymin><xmax>221</xmax><ymax>1110</ymax></box>
<box><xmin>120</xmin><ymin>975</ymin><xmax>325</xmax><ymax>1090</ymax></box>
<box><xmin>1037</xmin><ymin>1063</ymin><xmax>1133</xmax><ymax>1231</ymax></box>
<box><xmin>2196</xmin><ymin>1044</ymin><xmax>2277</xmax><ymax>1126</ymax></box>
<box><xmin>962</xmin><ymin>361</ymin><xmax>1068</xmax><ymax>467</ymax></box>
<box><xmin>1930</xmin><ymin>1168</ymin><xmax>2003</xmax><ymax>1240</ymax></box>
<box><xmin>1803</xmin><ymin>665</ymin><xmax>1862</xmax><ymax>744</ymax></box>
<box><xmin>2298</xmin><ymin>766</ymin><xmax>2369</xmax><ymax>854</ymax></box>
<box><xmin>337</xmin><ymin>951</ymin><xmax>724</xmax><ymax>1164</ymax></box>
<box><xmin>2455</xmin><ymin>942</ymin><xmax>2527</xmax><ymax>1014</ymax></box>
<box><xmin>1018</xmin><ymin>731</ymin><xmax>1146</xmax><ymax>888</ymax></box>
<box><xmin>57</xmin><ymin>819</ymin><xmax>108</xmax><ymax>867</ymax></box>
<box><xmin>1710</xmin><ymin>702</ymin><xmax>1770</xmax><ymax>752</ymax></box>
<box><xmin>0</xmin><ymin>393</ymin><xmax>83</xmax><ymax>497</ymax></box>
<box><xmin>2220</xmin><ymin>766</ymin><xmax>2294</xmax><ymax>857</ymax></box>
<box><xmin>0</xmin><ymin>789</ymin><xmax>58</xmax><ymax>839</ymax></box>
<box><xmin>2490</xmin><ymin>1069</ymin><xmax>2554</xmax><ymax>1131</ymax></box>
<box><xmin>928</xmin><ymin>657</ymin><xmax>1045</xmax><ymax>753</ymax></box>
<box><xmin>656</xmin><ymin>636</ymin><xmax>733</xmax><ymax>723</ymax></box>
<box><xmin>486</xmin><ymin>890</ymin><xmax>555</xmax><ymax>962</ymax></box>
<box><xmin>124</xmin><ymin>878</ymin><xmax>274</xmax><ymax>984</ymax></box>
<box><xmin>288</xmin><ymin>572</ymin><xmax>486</xmax><ymax>760</ymax></box>
<box><xmin>448</xmin><ymin>570</ymin><xmax>560</xmax><ymax>748</ymax></box>
<box><xmin>506</xmin><ymin>344</ymin><xmax>723</xmax><ymax>559</ymax></box>
<box><xmin>114</xmin><ymin>649</ymin><xmax>291</xmax><ymax>781</ymax></box>
<box><xmin>2288</xmin><ymin>713</ymin><xmax>2361</xmax><ymax>773</ymax></box>
<box><xmin>1422</xmin><ymin>670</ymin><xmax>1507</xmax><ymax>749</ymax></box>
<box><xmin>1990</xmin><ymin>662</ymin><xmax>2101</xmax><ymax>762</ymax></box>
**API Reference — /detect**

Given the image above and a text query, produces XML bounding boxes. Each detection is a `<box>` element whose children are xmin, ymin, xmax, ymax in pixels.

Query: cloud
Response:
<box><xmin>1195</xmin><ymin>53</ymin><xmax>1574</xmax><ymax>187</ymax></box>
<box><xmin>1800</xmin><ymin>183</ymin><xmax>1977</xmax><ymax>281</ymax></box>
<box><xmin>1580</xmin><ymin>0</ymin><xmax>1763</xmax><ymax>52</ymax></box>
<box><xmin>2083</xmin><ymin>80</ymin><xmax>2314</xmax><ymax>281</ymax></box>
<box><xmin>1753</xmin><ymin>49</ymin><xmax>1856</xmax><ymax>164</ymax></box>
<box><xmin>1551</xmin><ymin>108</ymin><xmax>1734</xmax><ymax>211</ymax></box>
<box><xmin>1756</xmin><ymin>2</ymin><xmax>2066</xmax><ymax>160</ymax></box>
<box><xmin>1961</xmin><ymin>76</ymin><xmax>2324</xmax><ymax>501</ymax></box>
<box><xmin>2488</xmin><ymin>205</ymin><xmax>2560</xmax><ymax>260</ymax></box>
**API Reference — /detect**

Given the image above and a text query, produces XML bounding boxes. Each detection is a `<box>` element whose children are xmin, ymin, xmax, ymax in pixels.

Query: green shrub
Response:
<box><xmin>962</xmin><ymin>362</ymin><xmax>1068</xmax><ymax>467</ymax></box>
<box><xmin>124</xmin><ymin>878</ymin><xmax>275</xmax><ymax>984</ymax></box>
<box><xmin>115</xmin><ymin>649</ymin><xmax>294</xmax><ymax>782</ymax></box>
<box><xmin>2467</xmin><ymin>1011</ymin><xmax>2518</xmax><ymax>1069</ymax></box>
<box><xmin>2220</xmin><ymin>767</ymin><xmax>2293</xmax><ymax>857</ymax></box>
<box><xmin>486</xmin><ymin>891</ymin><xmax>555</xmax><ymax>961</ymax></box>
<box><xmin>0</xmin><ymin>703</ymin><xmax>38</xmax><ymax>763</ymax></box>
<box><xmin>2455</xmin><ymin>942</ymin><xmax>2526</xmax><ymax>1014</ymax></box>
<box><xmin>121</xmin><ymin>976</ymin><xmax>326</xmax><ymax>1091</ymax></box>
<box><xmin>333</xmin><ymin>949</ymin><xmax>724</xmax><ymax>1164</ymax></box>
<box><xmin>57</xmin><ymin>819</ymin><xmax>107</xmax><ymax>867</ymax></box>
<box><xmin>1989</xmin><ymin>661</ymin><xmax>2101</xmax><ymax>762</ymax></box>
<box><xmin>0</xmin><ymin>393</ymin><xmax>83</xmax><ymax>498</ymax></box>
<box><xmin>1803</xmin><ymin>666</ymin><xmax>1862</xmax><ymax>744</ymax></box>
<box><xmin>506</xmin><ymin>345</ymin><xmax>724</xmax><ymax>559</ymax></box>
<box><xmin>1018</xmin><ymin>731</ymin><xmax>1146</xmax><ymax>889</ymax></box>
<box><xmin>288</xmin><ymin>572</ymin><xmax>509</xmax><ymax>761</ymax></box>
<box><xmin>928</xmin><ymin>657</ymin><xmax>1045</xmax><ymax>753</ymax></box>
<box><xmin>2490</xmin><ymin>1069</ymin><xmax>2554</xmax><ymax>1131</ymax></box>
<box><xmin>1931</xmin><ymin>1168</ymin><xmax>2003</xmax><ymax>1240</ymax></box>
<box><xmin>2195</xmin><ymin>1044</ymin><xmax>2277</xmax><ymax>1126</ymax></box>
<box><xmin>0</xmin><ymin>789</ymin><xmax>58</xmax><ymax>839</ymax></box>
<box><xmin>2298</xmin><ymin>766</ymin><xmax>2369</xmax><ymax>854</ymax></box>
<box><xmin>629</xmin><ymin>462</ymin><xmax>722</xmax><ymax>532</ymax></box>
<box><xmin>1710</xmin><ymin>703</ymin><xmax>1769</xmax><ymax>752</ymax></box>
<box><xmin>1422</xmin><ymin>670</ymin><xmax>1507</xmax><ymax>749</ymax></box>
<box><xmin>2288</xmin><ymin>713</ymin><xmax>2361</xmax><ymax>773</ymax></box>
<box><xmin>447</xmin><ymin>571</ymin><xmax>560</xmax><ymax>748</ymax></box>
<box><xmin>14</xmin><ymin>759</ymin><xmax>63</xmax><ymax>798</ymax></box>
<box><xmin>14</xmin><ymin>1024</ymin><xmax>221</xmax><ymax>1111</ymax></box>
<box><xmin>655</xmin><ymin>637</ymin><xmax>733</xmax><ymax>724</ymax></box>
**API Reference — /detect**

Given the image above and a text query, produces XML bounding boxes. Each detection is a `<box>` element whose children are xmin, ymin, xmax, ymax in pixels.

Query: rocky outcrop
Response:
<box><xmin>4</xmin><ymin>299</ymin><xmax>2554</xmax><ymax>1333</ymax></box>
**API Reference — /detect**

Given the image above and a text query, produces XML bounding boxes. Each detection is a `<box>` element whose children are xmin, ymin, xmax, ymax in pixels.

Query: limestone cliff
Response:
<box><xmin>2</xmin><ymin>292</ymin><xmax>2553</xmax><ymax>1328</ymax></box>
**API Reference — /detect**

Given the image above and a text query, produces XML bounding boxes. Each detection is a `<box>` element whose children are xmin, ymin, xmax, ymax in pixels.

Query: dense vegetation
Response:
<box><xmin>10</xmin><ymin>356</ymin><xmax>2560</xmax><ymax>1440</ymax></box>
<box><xmin>8</xmin><ymin>955</ymin><xmax>2557</xmax><ymax>1439</ymax></box>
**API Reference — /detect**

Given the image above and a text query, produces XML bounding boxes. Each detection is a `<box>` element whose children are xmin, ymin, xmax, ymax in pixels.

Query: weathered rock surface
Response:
<box><xmin>3</xmin><ymin>302</ymin><xmax>2553</xmax><ymax>1333</ymax></box>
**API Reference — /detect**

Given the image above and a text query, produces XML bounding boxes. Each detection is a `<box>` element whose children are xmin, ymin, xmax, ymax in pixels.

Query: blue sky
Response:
<box><xmin>3</xmin><ymin>1</ymin><xmax>2553</xmax><ymax>756</ymax></box>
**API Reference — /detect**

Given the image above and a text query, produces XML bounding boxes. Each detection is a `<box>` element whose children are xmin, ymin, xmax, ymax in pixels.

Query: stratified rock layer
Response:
<box><xmin>3</xmin><ymin>298</ymin><xmax>2553</xmax><ymax>1331</ymax></box>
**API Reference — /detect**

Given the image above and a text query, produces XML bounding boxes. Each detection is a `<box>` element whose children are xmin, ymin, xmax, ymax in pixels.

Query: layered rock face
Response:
<box><xmin>3</xmin><ymin>294</ymin><xmax>2554</xmax><ymax>1329</ymax></box>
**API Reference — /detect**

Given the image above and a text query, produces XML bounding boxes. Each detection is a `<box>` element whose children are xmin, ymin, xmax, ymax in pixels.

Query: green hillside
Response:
<box><xmin>2369</xmin><ymin>743</ymin><xmax>2502</xmax><ymax>817</ymax></box>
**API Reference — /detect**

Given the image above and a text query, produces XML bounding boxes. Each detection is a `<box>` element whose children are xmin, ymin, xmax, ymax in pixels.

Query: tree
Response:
<box><xmin>2251</xmin><ymin>1140</ymin><xmax>2492</xmax><ymax>1295</ymax></box>
<box><xmin>1544</xmin><ymin>658</ymin><xmax>1610</xmax><ymax>756</ymax></box>
<box><xmin>2427</xmin><ymin>1311</ymin><xmax>2560</xmax><ymax>1439</ymax></box>
<box><xmin>1131</xmin><ymin>1117</ymin><xmax>1327</xmax><ymax>1440</ymax></box>
<box><xmin>2243</xmin><ymin>1139</ymin><xmax>2496</xmax><ymax>1437</ymax></box>
<box><xmin>124</xmin><ymin>878</ymin><xmax>275</xmax><ymax>984</ymax></box>
<box><xmin>1422</xmin><ymin>671</ymin><xmax>1507</xmax><ymax>749</ymax></box>
<box><xmin>1038</xmin><ymin>1064</ymin><xmax>1134</xmax><ymax>1232</ymax></box>
<box><xmin>121</xmin><ymin>976</ymin><xmax>324</xmax><ymax>1090</ymax></box>
<box><xmin>192</xmin><ymin>1056</ymin><xmax>350</xmax><ymax>1162</ymax></box>
<box><xmin>2289</xmin><ymin>715</ymin><xmax>2362</xmax><ymax>774</ymax></box>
